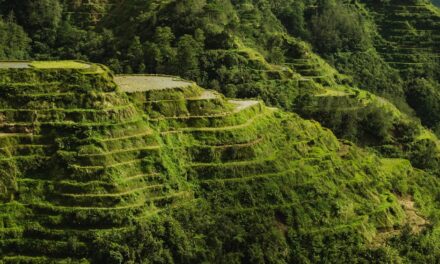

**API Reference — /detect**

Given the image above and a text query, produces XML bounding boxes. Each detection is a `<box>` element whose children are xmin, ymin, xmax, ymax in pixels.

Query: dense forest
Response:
<box><xmin>1</xmin><ymin>0</ymin><xmax>440</xmax><ymax>263</ymax></box>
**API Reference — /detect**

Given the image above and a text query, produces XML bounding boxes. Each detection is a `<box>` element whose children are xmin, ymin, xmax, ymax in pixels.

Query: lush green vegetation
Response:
<box><xmin>0</xmin><ymin>65</ymin><xmax>439</xmax><ymax>264</ymax></box>
<box><xmin>0</xmin><ymin>0</ymin><xmax>435</xmax><ymax>142</ymax></box>
<box><xmin>0</xmin><ymin>15</ymin><xmax>29</xmax><ymax>60</ymax></box>
<box><xmin>0</xmin><ymin>0</ymin><xmax>439</xmax><ymax>262</ymax></box>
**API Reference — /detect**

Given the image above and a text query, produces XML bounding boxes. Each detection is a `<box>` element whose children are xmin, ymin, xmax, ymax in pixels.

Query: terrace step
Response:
<box><xmin>18</xmin><ymin>172</ymin><xmax>164</xmax><ymax>194</ymax></box>
<box><xmin>75</xmin><ymin>145</ymin><xmax>161</xmax><ymax>165</ymax></box>
<box><xmin>148</xmin><ymin>99</ymin><xmax>259</xmax><ymax>121</ymax></box>
<box><xmin>161</xmin><ymin>106</ymin><xmax>272</xmax><ymax>134</ymax></box>
<box><xmin>70</xmin><ymin>157</ymin><xmax>150</xmax><ymax>170</ymax></box>
<box><xmin>199</xmin><ymin>168</ymin><xmax>295</xmax><ymax>184</ymax></box>
<box><xmin>52</xmin><ymin>185</ymin><xmax>170</xmax><ymax>207</ymax></box>
<box><xmin>0</xmin><ymin>116</ymin><xmax>145</xmax><ymax>129</ymax></box>
<box><xmin>365</xmin><ymin>1</ymin><xmax>440</xmax><ymax>73</ymax></box>
<box><xmin>189</xmin><ymin>155</ymin><xmax>280</xmax><ymax>180</ymax></box>
<box><xmin>58</xmin><ymin>184</ymin><xmax>166</xmax><ymax>198</ymax></box>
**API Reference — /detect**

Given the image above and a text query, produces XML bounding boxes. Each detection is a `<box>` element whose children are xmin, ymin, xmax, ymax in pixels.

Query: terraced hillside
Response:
<box><xmin>0</xmin><ymin>61</ymin><xmax>438</xmax><ymax>262</ymax></box>
<box><xmin>61</xmin><ymin>0</ymin><xmax>113</xmax><ymax>26</ymax></box>
<box><xmin>362</xmin><ymin>0</ymin><xmax>440</xmax><ymax>77</ymax></box>
<box><xmin>0</xmin><ymin>62</ymin><xmax>192</xmax><ymax>263</ymax></box>
<box><xmin>115</xmin><ymin>75</ymin><xmax>433</xmax><ymax>262</ymax></box>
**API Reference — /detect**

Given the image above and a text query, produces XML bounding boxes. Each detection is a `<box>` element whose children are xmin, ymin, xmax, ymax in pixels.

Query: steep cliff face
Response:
<box><xmin>0</xmin><ymin>62</ymin><xmax>437</xmax><ymax>263</ymax></box>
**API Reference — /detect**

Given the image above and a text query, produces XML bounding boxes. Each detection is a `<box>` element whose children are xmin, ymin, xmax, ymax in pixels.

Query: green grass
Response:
<box><xmin>30</xmin><ymin>60</ymin><xmax>91</xmax><ymax>69</ymax></box>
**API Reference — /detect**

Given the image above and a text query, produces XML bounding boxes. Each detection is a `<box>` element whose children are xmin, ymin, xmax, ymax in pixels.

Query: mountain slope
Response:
<box><xmin>0</xmin><ymin>0</ymin><xmax>440</xmax><ymax>262</ymax></box>
<box><xmin>0</xmin><ymin>62</ymin><xmax>439</xmax><ymax>262</ymax></box>
<box><xmin>0</xmin><ymin>62</ymin><xmax>192</xmax><ymax>262</ymax></box>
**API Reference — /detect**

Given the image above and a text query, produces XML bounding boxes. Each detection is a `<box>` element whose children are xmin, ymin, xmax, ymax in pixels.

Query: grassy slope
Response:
<box><xmin>0</xmin><ymin>65</ymin><xmax>440</xmax><ymax>262</ymax></box>
<box><xmin>0</xmin><ymin>65</ymin><xmax>192</xmax><ymax>262</ymax></box>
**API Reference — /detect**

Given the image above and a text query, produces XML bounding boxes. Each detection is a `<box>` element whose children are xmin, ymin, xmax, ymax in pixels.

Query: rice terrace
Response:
<box><xmin>0</xmin><ymin>0</ymin><xmax>440</xmax><ymax>263</ymax></box>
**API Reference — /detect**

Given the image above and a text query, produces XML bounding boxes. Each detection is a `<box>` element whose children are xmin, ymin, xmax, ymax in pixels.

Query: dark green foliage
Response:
<box><xmin>25</xmin><ymin>0</ymin><xmax>62</xmax><ymax>30</ymax></box>
<box><xmin>309</xmin><ymin>1</ymin><xmax>372</xmax><ymax>54</ymax></box>
<box><xmin>409</xmin><ymin>139</ymin><xmax>440</xmax><ymax>171</ymax></box>
<box><xmin>406</xmin><ymin>78</ymin><xmax>440</xmax><ymax>130</ymax></box>
<box><xmin>387</xmin><ymin>226</ymin><xmax>440</xmax><ymax>263</ymax></box>
<box><xmin>272</xmin><ymin>0</ymin><xmax>309</xmax><ymax>39</ymax></box>
<box><xmin>295</xmin><ymin>96</ymin><xmax>394</xmax><ymax>145</ymax></box>
<box><xmin>330</xmin><ymin>51</ymin><xmax>406</xmax><ymax>103</ymax></box>
<box><xmin>176</xmin><ymin>34</ymin><xmax>204</xmax><ymax>81</ymax></box>
<box><xmin>0</xmin><ymin>15</ymin><xmax>30</xmax><ymax>60</ymax></box>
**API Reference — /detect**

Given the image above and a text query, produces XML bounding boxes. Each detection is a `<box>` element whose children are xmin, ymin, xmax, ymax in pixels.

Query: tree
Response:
<box><xmin>127</xmin><ymin>36</ymin><xmax>144</xmax><ymax>73</ymax></box>
<box><xmin>275</xmin><ymin>1</ymin><xmax>308</xmax><ymax>39</ymax></box>
<box><xmin>26</xmin><ymin>0</ymin><xmax>62</xmax><ymax>30</ymax></box>
<box><xmin>146</xmin><ymin>26</ymin><xmax>177</xmax><ymax>73</ymax></box>
<box><xmin>406</xmin><ymin>78</ymin><xmax>440</xmax><ymax>129</ymax></box>
<box><xmin>310</xmin><ymin>2</ymin><xmax>371</xmax><ymax>54</ymax></box>
<box><xmin>177</xmin><ymin>34</ymin><xmax>202</xmax><ymax>80</ymax></box>
<box><xmin>0</xmin><ymin>14</ymin><xmax>30</xmax><ymax>59</ymax></box>
<box><xmin>410</xmin><ymin>139</ymin><xmax>439</xmax><ymax>171</ymax></box>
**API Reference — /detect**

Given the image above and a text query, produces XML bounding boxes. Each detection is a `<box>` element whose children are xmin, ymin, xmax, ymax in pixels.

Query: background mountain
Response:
<box><xmin>0</xmin><ymin>0</ymin><xmax>440</xmax><ymax>263</ymax></box>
